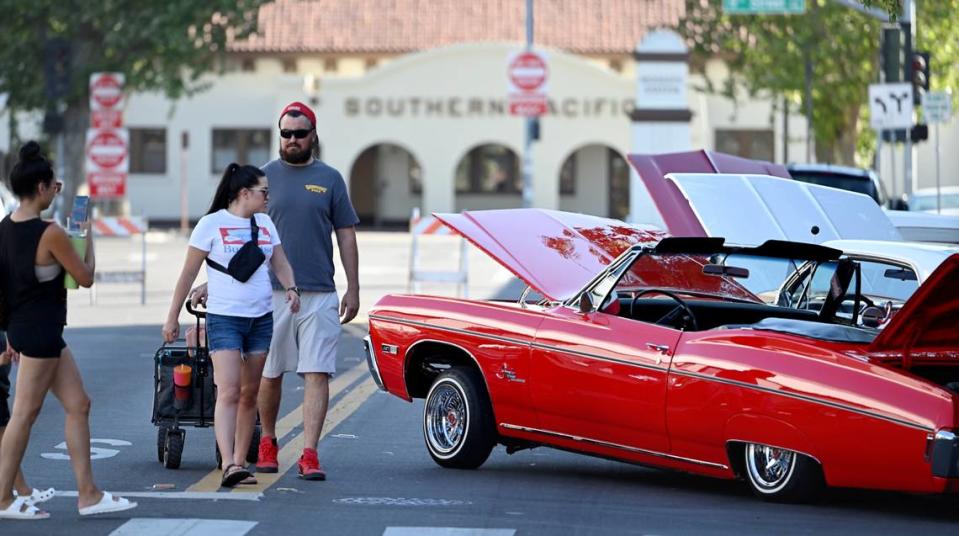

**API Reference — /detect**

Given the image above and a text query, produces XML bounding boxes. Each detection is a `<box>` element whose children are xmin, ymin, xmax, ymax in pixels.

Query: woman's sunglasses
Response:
<box><xmin>279</xmin><ymin>128</ymin><xmax>314</xmax><ymax>139</ymax></box>
<box><xmin>248</xmin><ymin>187</ymin><xmax>269</xmax><ymax>196</ymax></box>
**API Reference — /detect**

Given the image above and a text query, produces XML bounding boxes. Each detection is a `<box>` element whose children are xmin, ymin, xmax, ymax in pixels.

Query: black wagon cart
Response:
<box><xmin>151</xmin><ymin>301</ymin><xmax>259</xmax><ymax>469</ymax></box>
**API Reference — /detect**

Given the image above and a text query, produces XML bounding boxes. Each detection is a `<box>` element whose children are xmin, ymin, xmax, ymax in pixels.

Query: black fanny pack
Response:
<box><xmin>206</xmin><ymin>215</ymin><xmax>266</xmax><ymax>283</ymax></box>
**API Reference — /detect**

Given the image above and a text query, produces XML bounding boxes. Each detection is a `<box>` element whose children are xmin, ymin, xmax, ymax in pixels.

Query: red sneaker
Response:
<box><xmin>297</xmin><ymin>448</ymin><xmax>326</xmax><ymax>481</ymax></box>
<box><xmin>256</xmin><ymin>436</ymin><xmax>278</xmax><ymax>473</ymax></box>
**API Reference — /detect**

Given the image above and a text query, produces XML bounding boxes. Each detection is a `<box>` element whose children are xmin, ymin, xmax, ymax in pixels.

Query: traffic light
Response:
<box><xmin>43</xmin><ymin>38</ymin><xmax>72</xmax><ymax>102</ymax></box>
<box><xmin>909</xmin><ymin>51</ymin><xmax>930</xmax><ymax>105</ymax></box>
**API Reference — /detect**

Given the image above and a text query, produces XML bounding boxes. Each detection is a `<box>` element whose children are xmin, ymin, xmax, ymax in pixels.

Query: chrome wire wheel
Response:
<box><xmin>425</xmin><ymin>381</ymin><xmax>467</xmax><ymax>457</ymax></box>
<box><xmin>745</xmin><ymin>443</ymin><xmax>797</xmax><ymax>494</ymax></box>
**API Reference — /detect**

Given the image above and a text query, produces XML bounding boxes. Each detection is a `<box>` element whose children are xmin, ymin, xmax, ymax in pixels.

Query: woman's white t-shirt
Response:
<box><xmin>188</xmin><ymin>209</ymin><xmax>281</xmax><ymax>318</ymax></box>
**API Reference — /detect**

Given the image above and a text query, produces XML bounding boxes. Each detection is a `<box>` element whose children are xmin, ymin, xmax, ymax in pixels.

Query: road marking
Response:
<box><xmin>186</xmin><ymin>363</ymin><xmax>371</xmax><ymax>492</ymax></box>
<box><xmin>383</xmin><ymin>529</ymin><xmax>515</xmax><ymax>536</ymax></box>
<box><xmin>234</xmin><ymin>377</ymin><xmax>378</xmax><ymax>493</ymax></box>
<box><xmin>42</xmin><ymin>438</ymin><xmax>132</xmax><ymax>460</ymax></box>
<box><xmin>110</xmin><ymin>518</ymin><xmax>257</xmax><ymax>535</ymax></box>
<box><xmin>335</xmin><ymin>497</ymin><xmax>472</xmax><ymax>506</ymax></box>
<box><xmin>56</xmin><ymin>490</ymin><xmax>262</xmax><ymax>501</ymax></box>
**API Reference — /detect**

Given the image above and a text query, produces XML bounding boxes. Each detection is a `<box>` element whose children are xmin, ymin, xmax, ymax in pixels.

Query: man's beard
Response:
<box><xmin>280</xmin><ymin>144</ymin><xmax>312</xmax><ymax>164</ymax></box>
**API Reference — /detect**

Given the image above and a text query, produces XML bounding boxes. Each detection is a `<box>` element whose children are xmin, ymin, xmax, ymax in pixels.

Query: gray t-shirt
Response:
<box><xmin>261</xmin><ymin>159</ymin><xmax>359</xmax><ymax>292</ymax></box>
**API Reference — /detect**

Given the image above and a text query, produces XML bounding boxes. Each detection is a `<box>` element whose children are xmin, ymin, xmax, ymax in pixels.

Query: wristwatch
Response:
<box><xmin>286</xmin><ymin>286</ymin><xmax>301</xmax><ymax>296</ymax></box>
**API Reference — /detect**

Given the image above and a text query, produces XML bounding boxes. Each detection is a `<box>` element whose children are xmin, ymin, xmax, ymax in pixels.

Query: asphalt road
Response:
<box><xmin>7</xmin><ymin>324</ymin><xmax>959</xmax><ymax>535</ymax></box>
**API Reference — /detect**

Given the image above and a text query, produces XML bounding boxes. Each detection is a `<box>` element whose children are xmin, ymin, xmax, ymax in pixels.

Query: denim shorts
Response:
<box><xmin>206</xmin><ymin>312</ymin><xmax>273</xmax><ymax>356</ymax></box>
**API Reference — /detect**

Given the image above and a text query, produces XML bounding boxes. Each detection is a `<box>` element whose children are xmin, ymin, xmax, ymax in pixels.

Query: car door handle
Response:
<box><xmin>646</xmin><ymin>343</ymin><xmax>670</xmax><ymax>354</ymax></box>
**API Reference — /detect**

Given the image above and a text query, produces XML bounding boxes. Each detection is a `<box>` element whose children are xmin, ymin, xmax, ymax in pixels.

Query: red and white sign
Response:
<box><xmin>85</xmin><ymin>128</ymin><xmax>128</xmax><ymax>199</ymax></box>
<box><xmin>92</xmin><ymin>109</ymin><xmax>123</xmax><ymax>129</ymax></box>
<box><xmin>507</xmin><ymin>50</ymin><xmax>549</xmax><ymax>116</ymax></box>
<box><xmin>87</xmin><ymin>171</ymin><xmax>127</xmax><ymax>198</ymax></box>
<box><xmin>89</xmin><ymin>73</ymin><xmax>125</xmax><ymax>111</ymax></box>
<box><xmin>87</xmin><ymin>73</ymin><xmax>127</xmax><ymax>199</ymax></box>
<box><xmin>85</xmin><ymin>129</ymin><xmax>129</xmax><ymax>172</ymax></box>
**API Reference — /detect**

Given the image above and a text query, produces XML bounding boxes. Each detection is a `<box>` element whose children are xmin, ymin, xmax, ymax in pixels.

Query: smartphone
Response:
<box><xmin>68</xmin><ymin>196</ymin><xmax>90</xmax><ymax>235</ymax></box>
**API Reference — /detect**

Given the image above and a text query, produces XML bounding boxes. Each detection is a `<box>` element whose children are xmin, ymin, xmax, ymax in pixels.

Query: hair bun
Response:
<box><xmin>19</xmin><ymin>141</ymin><xmax>44</xmax><ymax>162</ymax></box>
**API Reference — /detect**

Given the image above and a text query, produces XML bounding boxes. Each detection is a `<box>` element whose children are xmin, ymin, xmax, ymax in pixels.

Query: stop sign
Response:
<box><xmin>86</xmin><ymin>130</ymin><xmax>128</xmax><ymax>170</ymax></box>
<box><xmin>508</xmin><ymin>52</ymin><xmax>548</xmax><ymax>92</ymax></box>
<box><xmin>90</xmin><ymin>73</ymin><xmax>124</xmax><ymax>110</ymax></box>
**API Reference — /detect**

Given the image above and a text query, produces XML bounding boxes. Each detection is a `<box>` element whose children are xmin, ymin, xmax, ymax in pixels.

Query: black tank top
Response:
<box><xmin>0</xmin><ymin>216</ymin><xmax>67</xmax><ymax>325</ymax></box>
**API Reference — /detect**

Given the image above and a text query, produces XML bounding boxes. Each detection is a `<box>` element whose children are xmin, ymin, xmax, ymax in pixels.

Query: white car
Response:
<box><xmin>907</xmin><ymin>186</ymin><xmax>959</xmax><ymax>216</ymax></box>
<box><xmin>0</xmin><ymin>182</ymin><xmax>16</xmax><ymax>219</ymax></box>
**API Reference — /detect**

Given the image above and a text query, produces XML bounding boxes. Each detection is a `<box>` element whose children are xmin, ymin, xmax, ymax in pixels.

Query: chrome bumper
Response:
<box><xmin>932</xmin><ymin>430</ymin><xmax>959</xmax><ymax>478</ymax></box>
<box><xmin>363</xmin><ymin>335</ymin><xmax>387</xmax><ymax>392</ymax></box>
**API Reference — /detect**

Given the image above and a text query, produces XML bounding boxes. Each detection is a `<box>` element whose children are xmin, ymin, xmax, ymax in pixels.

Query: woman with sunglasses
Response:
<box><xmin>163</xmin><ymin>163</ymin><xmax>299</xmax><ymax>488</ymax></box>
<box><xmin>0</xmin><ymin>141</ymin><xmax>136</xmax><ymax>519</ymax></box>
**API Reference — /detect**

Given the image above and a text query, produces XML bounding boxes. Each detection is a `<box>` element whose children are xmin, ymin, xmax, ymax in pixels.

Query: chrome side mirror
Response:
<box><xmin>578</xmin><ymin>293</ymin><xmax>594</xmax><ymax>314</ymax></box>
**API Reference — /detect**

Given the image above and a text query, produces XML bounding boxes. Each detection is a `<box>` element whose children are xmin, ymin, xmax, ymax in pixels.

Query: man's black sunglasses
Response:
<box><xmin>279</xmin><ymin>128</ymin><xmax>314</xmax><ymax>139</ymax></box>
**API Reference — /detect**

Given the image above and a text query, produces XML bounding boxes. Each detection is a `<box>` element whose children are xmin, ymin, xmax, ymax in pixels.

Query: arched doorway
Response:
<box><xmin>349</xmin><ymin>143</ymin><xmax>422</xmax><ymax>226</ymax></box>
<box><xmin>454</xmin><ymin>143</ymin><xmax>521</xmax><ymax>211</ymax></box>
<box><xmin>558</xmin><ymin>145</ymin><xmax>629</xmax><ymax>219</ymax></box>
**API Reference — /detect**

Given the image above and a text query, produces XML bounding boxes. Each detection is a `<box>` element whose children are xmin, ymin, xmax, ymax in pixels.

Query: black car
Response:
<box><xmin>786</xmin><ymin>163</ymin><xmax>906</xmax><ymax>209</ymax></box>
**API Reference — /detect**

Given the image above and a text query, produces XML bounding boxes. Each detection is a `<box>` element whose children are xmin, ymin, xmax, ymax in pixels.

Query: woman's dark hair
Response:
<box><xmin>9</xmin><ymin>141</ymin><xmax>55</xmax><ymax>198</ymax></box>
<box><xmin>207</xmin><ymin>163</ymin><xmax>266</xmax><ymax>214</ymax></box>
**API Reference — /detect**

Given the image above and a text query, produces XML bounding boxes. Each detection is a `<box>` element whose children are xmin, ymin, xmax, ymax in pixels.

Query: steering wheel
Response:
<box><xmin>630</xmin><ymin>289</ymin><xmax>699</xmax><ymax>331</ymax></box>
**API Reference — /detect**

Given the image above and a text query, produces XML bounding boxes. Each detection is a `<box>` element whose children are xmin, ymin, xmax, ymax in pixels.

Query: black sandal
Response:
<box><xmin>221</xmin><ymin>464</ymin><xmax>252</xmax><ymax>488</ymax></box>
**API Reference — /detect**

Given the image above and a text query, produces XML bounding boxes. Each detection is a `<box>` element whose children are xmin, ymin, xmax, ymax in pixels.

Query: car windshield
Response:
<box><xmin>910</xmin><ymin>193</ymin><xmax>959</xmax><ymax>212</ymax></box>
<box><xmin>780</xmin><ymin>258</ymin><xmax>919</xmax><ymax>308</ymax></box>
<box><xmin>790</xmin><ymin>171</ymin><xmax>879</xmax><ymax>203</ymax></box>
<box><xmin>613</xmin><ymin>252</ymin><xmax>807</xmax><ymax>305</ymax></box>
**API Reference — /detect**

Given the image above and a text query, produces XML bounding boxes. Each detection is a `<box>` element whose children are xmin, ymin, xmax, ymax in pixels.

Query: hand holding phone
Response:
<box><xmin>68</xmin><ymin>195</ymin><xmax>90</xmax><ymax>236</ymax></box>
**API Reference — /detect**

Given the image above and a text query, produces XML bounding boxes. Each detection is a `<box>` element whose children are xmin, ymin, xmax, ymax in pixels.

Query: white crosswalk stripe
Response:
<box><xmin>383</xmin><ymin>529</ymin><xmax>516</xmax><ymax>536</ymax></box>
<box><xmin>109</xmin><ymin>518</ymin><xmax>257</xmax><ymax>536</ymax></box>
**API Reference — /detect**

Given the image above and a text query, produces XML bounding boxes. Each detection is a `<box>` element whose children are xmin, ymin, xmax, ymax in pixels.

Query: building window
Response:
<box><xmin>365</xmin><ymin>57</ymin><xmax>379</xmax><ymax>70</ymax></box>
<box><xmin>455</xmin><ymin>144</ymin><xmax>520</xmax><ymax>194</ymax></box>
<box><xmin>558</xmin><ymin>153</ymin><xmax>576</xmax><ymax>195</ymax></box>
<box><xmin>324</xmin><ymin>57</ymin><xmax>338</xmax><ymax>73</ymax></box>
<box><xmin>211</xmin><ymin>129</ymin><xmax>271</xmax><ymax>173</ymax></box>
<box><xmin>240</xmin><ymin>58</ymin><xmax>255</xmax><ymax>72</ymax></box>
<box><xmin>281</xmin><ymin>58</ymin><xmax>297</xmax><ymax>73</ymax></box>
<box><xmin>129</xmin><ymin>128</ymin><xmax>167</xmax><ymax>174</ymax></box>
<box><xmin>608</xmin><ymin>58</ymin><xmax>623</xmax><ymax>73</ymax></box>
<box><xmin>714</xmin><ymin>129</ymin><xmax>775</xmax><ymax>162</ymax></box>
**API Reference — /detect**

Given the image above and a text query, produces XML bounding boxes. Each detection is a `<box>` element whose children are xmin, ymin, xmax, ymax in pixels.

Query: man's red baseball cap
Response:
<box><xmin>279</xmin><ymin>101</ymin><xmax>316</xmax><ymax>128</ymax></box>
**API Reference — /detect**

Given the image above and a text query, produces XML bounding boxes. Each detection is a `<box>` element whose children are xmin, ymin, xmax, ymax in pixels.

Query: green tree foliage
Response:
<box><xmin>0</xmin><ymin>0</ymin><xmax>268</xmax><ymax>209</ymax></box>
<box><xmin>681</xmin><ymin>0</ymin><xmax>959</xmax><ymax>166</ymax></box>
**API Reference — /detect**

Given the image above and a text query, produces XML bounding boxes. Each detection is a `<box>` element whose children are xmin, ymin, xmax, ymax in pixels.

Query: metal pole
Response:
<box><xmin>902</xmin><ymin>0</ymin><xmax>915</xmax><ymax>197</ymax></box>
<box><xmin>56</xmin><ymin>131</ymin><xmax>66</xmax><ymax>224</ymax></box>
<box><xmin>521</xmin><ymin>0</ymin><xmax>534</xmax><ymax>208</ymax></box>
<box><xmin>179</xmin><ymin>131</ymin><xmax>189</xmax><ymax>234</ymax></box>
<box><xmin>890</xmin><ymin>140</ymin><xmax>897</xmax><ymax>198</ymax></box>
<box><xmin>782</xmin><ymin>94</ymin><xmax>789</xmax><ymax>163</ymax></box>
<box><xmin>141</xmin><ymin>223</ymin><xmax>147</xmax><ymax>305</ymax></box>
<box><xmin>936</xmin><ymin>122</ymin><xmax>941</xmax><ymax>213</ymax></box>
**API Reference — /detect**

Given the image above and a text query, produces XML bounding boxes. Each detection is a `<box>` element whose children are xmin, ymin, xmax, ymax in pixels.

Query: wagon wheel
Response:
<box><xmin>163</xmin><ymin>430</ymin><xmax>185</xmax><ymax>470</ymax></box>
<box><xmin>423</xmin><ymin>367</ymin><xmax>496</xmax><ymax>469</ymax></box>
<box><xmin>156</xmin><ymin>426</ymin><xmax>169</xmax><ymax>463</ymax></box>
<box><xmin>247</xmin><ymin>425</ymin><xmax>261</xmax><ymax>464</ymax></box>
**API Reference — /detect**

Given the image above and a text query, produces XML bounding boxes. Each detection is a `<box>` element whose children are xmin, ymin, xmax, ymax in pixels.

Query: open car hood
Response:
<box><xmin>434</xmin><ymin>209</ymin><xmax>664</xmax><ymax>302</ymax></box>
<box><xmin>868</xmin><ymin>254</ymin><xmax>959</xmax><ymax>356</ymax></box>
<box><xmin>628</xmin><ymin>150</ymin><xmax>790</xmax><ymax>236</ymax></box>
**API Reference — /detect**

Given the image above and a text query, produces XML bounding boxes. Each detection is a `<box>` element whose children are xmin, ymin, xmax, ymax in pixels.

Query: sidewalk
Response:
<box><xmin>66</xmin><ymin>230</ymin><xmax>515</xmax><ymax>328</ymax></box>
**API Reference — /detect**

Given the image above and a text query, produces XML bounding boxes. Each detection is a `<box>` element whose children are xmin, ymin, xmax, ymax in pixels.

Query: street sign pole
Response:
<box><xmin>522</xmin><ymin>0</ymin><xmax>534</xmax><ymax>209</ymax></box>
<box><xmin>935</xmin><ymin>122</ymin><xmax>941</xmax><ymax>213</ymax></box>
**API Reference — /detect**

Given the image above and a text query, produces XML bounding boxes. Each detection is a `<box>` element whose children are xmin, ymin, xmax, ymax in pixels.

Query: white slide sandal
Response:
<box><xmin>0</xmin><ymin>496</ymin><xmax>50</xmax><ymax>520</ymax></box>
<box><xmin>78</xmin><ymin>491</ymin><xmax>137</xmax><ymax>517</ymax></box>
<box><xmin>13</xmin><ymin>487</ymin><xmax>56</xmax><ymax>504</ymax></box>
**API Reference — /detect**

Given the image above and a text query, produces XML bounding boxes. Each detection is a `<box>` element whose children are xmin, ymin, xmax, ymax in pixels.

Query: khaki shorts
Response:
<box><xmin>263</xmin><ymin>291</ymin><xmax>340</xmax><ymax>378</ymax></box>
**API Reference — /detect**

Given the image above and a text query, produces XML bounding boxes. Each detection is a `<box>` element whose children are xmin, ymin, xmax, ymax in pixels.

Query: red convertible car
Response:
<box><xmin>364</xmin><ymin>209</ymin><xmax>959</xmax><ymax>502</ymax></box>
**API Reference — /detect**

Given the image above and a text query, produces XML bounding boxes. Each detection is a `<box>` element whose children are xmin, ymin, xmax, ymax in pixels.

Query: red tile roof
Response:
<box><xmin>229</xmin><ymin>0</ymin><xmax>685</xmax><ymax>55</ymax></box>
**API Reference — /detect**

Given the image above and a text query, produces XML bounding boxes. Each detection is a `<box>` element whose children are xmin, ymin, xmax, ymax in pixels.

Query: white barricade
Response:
<box><xmin>408</xmin><ymin>207</ymin><xmax>468</xmax><ymax>297</ymax></box>
<box><xmin>92</xmin><ymin>216</ymin><xmax>148</xmax><ymax>304</ymax></box>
